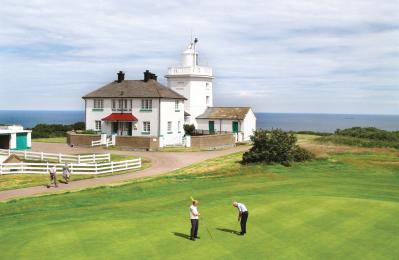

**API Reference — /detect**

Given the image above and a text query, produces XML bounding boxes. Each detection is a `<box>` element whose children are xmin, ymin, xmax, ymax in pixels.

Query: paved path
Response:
<box><xmin>0</xmin><ymin>143</ymin><xmax>248</xmax><ymax>201</ymax></box>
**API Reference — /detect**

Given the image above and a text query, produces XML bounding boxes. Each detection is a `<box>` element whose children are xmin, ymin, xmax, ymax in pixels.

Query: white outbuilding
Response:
<box><xmin>196</xmin><ymin>107</ymin><xmax>256</xmax><ymax>142</ymax></box>
<box><xmin>0</xmin><ymin>125</ymin><xmax>32</xmax><ymax>150</ymax></box>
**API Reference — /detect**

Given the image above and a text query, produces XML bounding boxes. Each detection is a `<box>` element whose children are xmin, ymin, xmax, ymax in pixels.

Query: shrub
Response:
<box><xmin>31</xmin><ymin>122</ymin><xmax>85</xmax><ymax>138</ymax></box>
<box><xmin>183</xmin><ymin>124</ymin><xmax>195</xmax><ymax>136</ymax></box>
<box><xmin>242</xmin><ymin>129</ymin><xmax>314</xmax><ymax>166</ymax></box>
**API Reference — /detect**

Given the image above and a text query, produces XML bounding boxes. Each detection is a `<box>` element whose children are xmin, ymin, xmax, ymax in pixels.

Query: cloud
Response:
<box><xmin>0</xmin><ymin>0</ymin><xmax>398</xmax><ymax>114</ymax></box>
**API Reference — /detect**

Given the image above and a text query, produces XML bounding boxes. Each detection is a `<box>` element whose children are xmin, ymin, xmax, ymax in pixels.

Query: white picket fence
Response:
<box><xmin>92</xmin><ymin>134</ymin><xmax>115</xmax><ymax>147</ymax></box>
<box><xmin>0</xmin><ymin>149</ymin><xmax>111</xmax><ymax>163</ymax></box>
<box><xmin>0</xmin><ymin>158</ymin><xmax>141</xmax><ymax>175</ymax></box>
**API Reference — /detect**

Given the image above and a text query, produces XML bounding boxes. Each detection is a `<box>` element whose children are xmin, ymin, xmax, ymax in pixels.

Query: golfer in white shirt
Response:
<box><xmin>189</xmin><ymin>200</ymin><xmax>200</xmax><ymax>240</ymax></box>
<box><xmin>233</xmin><ymin>201</ymin><xmax>248</xmax><ymax>235</ymax></box>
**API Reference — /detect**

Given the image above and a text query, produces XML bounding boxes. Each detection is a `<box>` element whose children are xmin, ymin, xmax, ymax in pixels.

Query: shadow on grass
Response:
<box><xmin>172</xmin><ymin>232</ymin><xmax>191</xmax><ymax>240</ymax></box>
<box><xmin>216</xmin><ymin>228</ymin><xmax>240</xmax><ymax>235</ymax></box>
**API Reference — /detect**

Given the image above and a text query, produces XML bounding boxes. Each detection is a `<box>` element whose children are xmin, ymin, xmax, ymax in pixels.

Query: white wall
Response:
<box><xmin>243</xmin><ymin>109</ymin><xmax>257</xmax><ymax>141</ymax></box>
<box><xmin>168</xmin><ymin>77</ymin><xmax>213</xmax><ymax>127</ymax></box>
<box><xmin>159</xmin><ymin>99</ymin><xmax>185</xmax><ymax>146</ymax></box>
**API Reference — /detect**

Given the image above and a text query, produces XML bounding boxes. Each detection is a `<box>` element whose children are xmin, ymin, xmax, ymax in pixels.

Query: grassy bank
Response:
<box><xmin>0</xmin><ymin>144</ymin><xmax>398</xmax><ymax>259</ymax></box>
<box><xmin>32</xmin><ymin>137</ymin><xmax>67</xmax><ymax>143</ymax></box>
<box><xmin>0</xmin><ymin>155</ymin><xmax>150</xmax><ymax>191</ymax></box>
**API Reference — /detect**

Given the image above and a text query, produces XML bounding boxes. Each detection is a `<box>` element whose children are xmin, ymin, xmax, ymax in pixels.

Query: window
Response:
<box><xmin>95</xmin><ymin>120</ymin><xmax>102</xmax><ymax>131</ymax></box>
<box><xmin>175</xmin><ymin>100</ymin><xmax>179</xmax><ymax>111</ymax></box>
<box><xmin>129</xmin><ymin>99</ymin><xmax>132</xmax><ymax>111</ymax></box>
<box><xmin>93</xmin><ymin>99</ymin><xmax>103</xmax><ymax>109</ymax></box>
<box><xmin>112</xmin><ymin>100</ymin><xmax>116</xmax><ymax>110</ymax></box>
<box><xmin>178</xmin><ymin>121</ymin><xmax>181</xmax><ymax>133</ymax></box>
<box><xmin>141</xmin><ymin>99</ymin><xmax>152</xmax><ymax>111</ymax></box>
<box><xmin>167</xmin><ymin>121</ymin><xmax>172</xmax><ymax>133</ymax></box>
<box><xmin>142</xmin><ymin>121</ymin><xmax>151</xmax><ymax>134</ymax></box>
<box><xmin>118</xmin><ymin>99</ymin><xmax>123</xmax><ymax>110</ymax></box>
<box><xmin>206</xmin><ymin>96</ymin><xmax>210</xmax><ymax>105</ymax></box>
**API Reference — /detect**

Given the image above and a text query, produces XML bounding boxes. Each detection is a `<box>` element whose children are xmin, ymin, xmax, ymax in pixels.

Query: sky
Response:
<box><xmin>0</xmin><ymin>0</ymin><xmax>398</xmax><ymax>114</ymax></box>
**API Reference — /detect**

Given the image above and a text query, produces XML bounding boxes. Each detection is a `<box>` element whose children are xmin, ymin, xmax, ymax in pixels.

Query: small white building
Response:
<box><xmin>0</xmin><ymin>125</ymin><xmax>32</xmax><ymax>150</ymax></box>
<box><xmin>82</xmin><ymin>71</ymin><xmax>186</xmax><ymax>146</ymax></box>
<box><xmin>196</xmin><ymin>107</ymin><xmax>256</xmax><ymax>142</ymax></box>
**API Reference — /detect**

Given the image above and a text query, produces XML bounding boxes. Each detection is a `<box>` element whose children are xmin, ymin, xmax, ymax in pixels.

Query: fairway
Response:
<box><xmin>0</xmin><ymin>148</ymin><xmax>398</xmax><ymax>259</ymax></box>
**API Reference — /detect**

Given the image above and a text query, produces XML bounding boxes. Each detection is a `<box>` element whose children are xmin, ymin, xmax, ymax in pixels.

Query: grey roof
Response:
<box><xmin>196</xmin><ymin>107</ymin><xmax>251</xmax><ymax>120</ymax></box>
<box><xmin>83</xmin><ymin>79</ymin><xmax>186</xmax><ymax>100</ymax></box>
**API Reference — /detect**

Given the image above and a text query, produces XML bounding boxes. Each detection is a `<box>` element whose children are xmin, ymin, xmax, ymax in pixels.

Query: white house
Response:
<box><xmin>165</xmin><ymin>40</ymin><xmax>256</xmax><ymax>141</ymax></box>
<box><xmin>82</xmin><ymin>71</ymin><xmax>186</xmax><ymax>146</ymax></box>
<box><xmin>0</xmin><ymin>125</ymin><xmax>32</xmax><ymax>150</ymax></box>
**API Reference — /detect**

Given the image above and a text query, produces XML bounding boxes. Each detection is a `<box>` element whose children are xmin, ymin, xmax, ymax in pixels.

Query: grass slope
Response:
<box><xmin>0</xmin><ymin>148</ymin><xmax>398</xmax><ymax>259</ymax></box>
<box><xmin>32</xmin><ymin>137</ymin><xmax>67</xmax><ymax>143</ymax></box>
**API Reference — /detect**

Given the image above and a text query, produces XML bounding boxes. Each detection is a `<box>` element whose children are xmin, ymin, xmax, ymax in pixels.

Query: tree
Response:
<box><xmin>242</xmin><ymin>129</ymin><xmax>314</xmax><ymax>166</ymax></box>
<box><xmin>183</xmin><ymin>124</ymin><xmax>196</xmax><ymax>136</ymax></box>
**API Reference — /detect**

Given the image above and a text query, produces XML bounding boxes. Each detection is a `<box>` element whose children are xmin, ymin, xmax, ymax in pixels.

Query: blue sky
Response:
<box><xmin>0</xmin><ymin>0</ymin><xmax>398</xmax><ymax>114</ymax></box>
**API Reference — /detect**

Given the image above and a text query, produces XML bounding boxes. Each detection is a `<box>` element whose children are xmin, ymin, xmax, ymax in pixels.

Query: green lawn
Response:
<box><xmin>32</xmin><ymin>137</ymin><xmax>67</xmax><ymax>143</ymax></box>
<box><xmin>0</xmin><ymin>146</ymin><xmax>398</xmax><ymax>259</ymax></box>
<box><xmin>0</xmin><ymin>154</ymin><xmax>150</xmax><ymax>191</ymax></box>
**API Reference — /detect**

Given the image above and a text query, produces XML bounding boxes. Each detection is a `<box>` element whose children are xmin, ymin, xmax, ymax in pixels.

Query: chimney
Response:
<box><xmin>144</xmin><ymin>70</ymin><xmax>157</xmax><ymax>82</ymax></box>
<box><xmin>117</xmin><ymin>71</ymin><xmax>125</xmax><ymax>83</ymax></box>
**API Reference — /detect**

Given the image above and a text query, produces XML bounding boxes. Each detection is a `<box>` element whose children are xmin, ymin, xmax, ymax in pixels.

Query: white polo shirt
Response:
<box><xmin>190</xmin><ymin>205</ymin><xmax>199</xmax><ymax>219</ymax></box>
<box><xmin>237</xmin><ymin>203</ymin><xmax>248</xmax><ymax>213</ymax></box>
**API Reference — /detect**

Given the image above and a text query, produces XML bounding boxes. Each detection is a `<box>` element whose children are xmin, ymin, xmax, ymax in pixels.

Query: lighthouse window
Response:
<box><xmin>206</xmin><ymin>96</ymin><xmax>210</xmax><ymax>105</ymax></box>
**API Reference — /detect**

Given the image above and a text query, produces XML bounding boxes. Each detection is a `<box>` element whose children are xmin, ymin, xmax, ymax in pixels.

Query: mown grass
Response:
<box><xmin>0</xmin><ymin>144</ymin><xmax>398</xmax><ymax>259</ymax></box>
<box><xmin>0</xmin><ymin>155</ymin><xmax>150</xmax><ymax>191</ymax></box>
<box><xmin>32</xmin><ymin>137</ymin><xmax>67</xmax><ymax>143</ymax></box>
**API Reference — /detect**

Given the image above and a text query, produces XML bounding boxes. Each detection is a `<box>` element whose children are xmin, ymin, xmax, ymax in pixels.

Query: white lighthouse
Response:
<box><xmin>165</xmin><ymin>39</ymin><xmax>214</xmax><ymax>126</ymax></box>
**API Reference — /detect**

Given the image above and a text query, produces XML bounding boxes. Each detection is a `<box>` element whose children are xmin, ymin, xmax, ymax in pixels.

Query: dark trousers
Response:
<box><xmin>190</xmin><ymin>219</ymin><xmax>199</xmax><ymax>238</ymax></box>
<box><xmin>240</xmin><ymin>211</ymin><xmax>248</xmax><ymax>234</ymax></box>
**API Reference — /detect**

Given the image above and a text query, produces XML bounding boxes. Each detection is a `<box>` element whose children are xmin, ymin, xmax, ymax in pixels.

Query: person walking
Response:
<box><xmin>47</xmin><ymin>165</ymin><xmax>58</xmax><ymax>188</ymax></box>
<box><xmin>62</xmin><ymin>162</ymin><xmax>71</xmax><ymax>184</ymax></box>
<box><xmin>189</xmin><ymin>200</ymin><xmax>200</xmax><ymax>241</ymax></box>
<box><xmin>233</xmin><ymin>201</ymin><xmax>248</xmax><ymax>235</ymax></box>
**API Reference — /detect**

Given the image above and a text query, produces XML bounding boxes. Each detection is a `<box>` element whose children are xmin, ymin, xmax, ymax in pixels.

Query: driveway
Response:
<box><xmin>0</xmin><ymin>143</ymin><xmax>249</xmax><ymax>201</ymax></box>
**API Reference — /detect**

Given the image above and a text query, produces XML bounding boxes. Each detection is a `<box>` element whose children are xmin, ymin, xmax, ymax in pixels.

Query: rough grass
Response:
<box><xmin>0</xmin><ymin>144</ymin><xmax>398</xmax><ymax>259</ymax></box>
<box><xmin>0</xmin><ymin>155</ymin><xmax>150</xmax><ymax>191</ymax></box>
<box><xmin>316</xmin><ymin>135</ymin><xmax>399</xmax><ymax>149</ymax></box>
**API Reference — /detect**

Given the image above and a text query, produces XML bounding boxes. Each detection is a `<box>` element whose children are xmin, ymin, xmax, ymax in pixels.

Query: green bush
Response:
<box><xmin>31</xmin><ymin>122</ymin><xmax>85</xmax><ymax>138</ymax></box>
<box><xmin>317</xmin><ymin>127</ymin><xmax>399</xmax><ymax>149</ymax></box>
<box><xmin>242</xmin><ymin>129</ymin><xmax>314</xmax><ymax>166</ymax></box>
<box><xmin>183</xmin><ymin>124</ymin><xmax>195</xmax><ymax>136</ymax></box>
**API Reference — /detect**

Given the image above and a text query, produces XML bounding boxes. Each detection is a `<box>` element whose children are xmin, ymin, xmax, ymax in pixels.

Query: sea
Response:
<box><xmin>0</xmin><ymin>110</ymin><xmax>398</xmax><ymax>133</ymax></box>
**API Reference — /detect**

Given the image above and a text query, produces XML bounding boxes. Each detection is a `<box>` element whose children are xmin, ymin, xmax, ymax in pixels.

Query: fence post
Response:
<box><xmin>24</xmin><ymin>150</ymin><xmax>27</xmax><ymax>160</ymax></box>
<box><xmin>78</xmin><ymin>155</ymin><xmax>81</xmax><ymax>164</ymax></box>
<box><xmin>21</xmin><ymin>161</ymin><xmax>24</xmax><ymax>174</ymax></box>
<box><xmin>58</xmin><ymin>153</ymin><xmax>62</xmax><ymax>163</ymax></box>
<box><xmin>95</xmin><ymin>163</ymin><xmax>98</xmax><ymax>174</ymax></box>
<box><xmin>125</xmin><ymin>161</ymin><xmax>128</xmax><ymax>170</ymax></box>
<box><xmin>108</xmin><ymin>154</ymin><xmax>111</xmax><ymax>162</ymax></box>
<box><xmin>70</xmin><ymin>164</ymin><xmax>73</xmax><ymax>174</ymax></box>
<box><xmin>41</xmin><ymin>152</ymin><xmax>44</xmax><ymax>161</ymax></box>
<box><xmin>93</xmin><ymin>154</ymin><xmax>96</xmax><ymax>163</ymax></box>
<box><xmin>46</xmin><ymin>162</ymin><xmax>49</xmax><ymax>173</ymax></box>
<box><xmin>111</xmin><ymin>161</ymin><xmax>114</xmax><ymax>173</ymax></box>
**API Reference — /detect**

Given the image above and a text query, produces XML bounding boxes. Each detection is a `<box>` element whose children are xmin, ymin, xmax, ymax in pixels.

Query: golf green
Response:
<box><xmin>0</xmin><ymin>149</ymin><xmax>398</xmax><ymax>259</ymax></box>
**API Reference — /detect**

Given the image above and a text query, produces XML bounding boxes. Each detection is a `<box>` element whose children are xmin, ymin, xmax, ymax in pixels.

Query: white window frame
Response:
<box><xmin>141</xmin><ymin>99</ymin><xmax>152</xmax><ymax>110</ymax></box>
<box><xmin>94</xmin><ymin>99</ymin><xmax>103</xmax><ymax>109</ymax></box>
<box><xmin>178</xmin><ymin>121</ymin><xmax>181</xmax><ymax>133</ymax></box>
<box><xmin>175</xmin><ymin>100</ymin><xmax>179</xmax><ymax>111</ymax></box>
<box><xmin>112</xmin><ymin>99</ymin><xmax>116</xmax><ymax>111</ymax></box>
<box><xmin>167</xmin><ymin>121</ymin><xmax>172</xmax><ymax>134</ymax></box>
<box><xmin>95</xmin><ymin>120</ymin><xmax>102</xmax><ymax>131</ymax></box>
<box><xmin>142</xmin><ymin>121</ymin><xmax>151</xmax><ymax>134</ymax></box>
<box><xmin>206</xmin><ymin>96</ymin><xmax>210</xmax><ymax>105</ymax></box>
